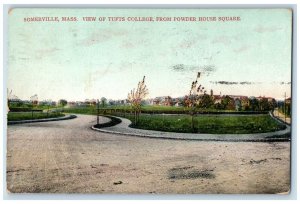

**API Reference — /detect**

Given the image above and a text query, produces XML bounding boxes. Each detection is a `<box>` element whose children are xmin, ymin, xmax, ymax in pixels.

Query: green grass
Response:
<box><xmin>8</xmin><ymin>112</ymin><xmax>64</xmax><ymax>121</ymax></box>
<box><xmin>62</xmin><ymin>106</ymin><xmax>285</xmax><ymax>134</ymax></box>
<box><xmin>64</xmin><ymin>106</ymin><xmax>97</xmax><ymax>115</ymax></box>
<box><xmin>9</xmin><ymin>104</ymin><xmax>61</xmax><ymax>110</ymax></box>
<box><xmin>64</xmin><ymin>105</ymin><xmax>258</xmax><ymax>115</ymax></box>
<box><xmin>117</xmin><ymin>114</ymin><xmax>286</xmax><ymax>134</ymax></box>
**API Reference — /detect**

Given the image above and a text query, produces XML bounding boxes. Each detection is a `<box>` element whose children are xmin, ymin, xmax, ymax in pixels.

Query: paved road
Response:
<box><xmin>7</xmin><ymin>115</ymin><xmax>290</xmax><ymax>194</ymax></box>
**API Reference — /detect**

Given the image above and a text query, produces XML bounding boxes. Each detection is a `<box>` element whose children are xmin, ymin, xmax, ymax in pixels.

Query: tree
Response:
<box><xmin>45</xmin><ymin>99</ymin><xmax>52</xmax><ymax>117</ymax></box>
<box><xmin>58</xmin><ymin>99</ymin><xmax>68</xmax><ymax>107</ymax></box>
<box><xmin>183</xmin><ymin>95</ymin><xmax>192</xmax><ymax>107</ymax></box>
<box><xmin>100</xmin><ymin>97</ymin><xmax>107</xmax><ymax>107</ymax></box>
<box><xmin>269</xmin><ymin>99</ymin><xmax>277</xmax><ymax>111</ymax></box>
<box><xmin>127</xmin><ymin>76</ymin><xmax>149</xmax><ymax>125</ymax></box>
<box><xmin>214</xmin><ymin>102</ymin><xmax>224</xmax><ymax>110</ymax></box>
<box><xmin>249</xmin><ymin>98</ymin><xmax>259</xmax><ymax>111</ymax></box>
<box><xmin>186</xmin><ymin>72</ymin><xmax>207</xmax><ymax>132</ymax></box>
<box><xmin>30</xmin><ymin>94</ymin><xmax>38</xmax><ymax>106</ymax></box>
<box><xmin>259</xmin><ymin>98</ymin><xmax>270</xmax><ymax>111</ymax></box>
<box><xmin>198</xmin><ymin>94</ymin><xmax>214</xmax><ymax>109</ymax></box>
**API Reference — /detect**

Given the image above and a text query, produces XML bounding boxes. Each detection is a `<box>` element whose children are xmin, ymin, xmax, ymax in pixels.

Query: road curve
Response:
<box><xmin>92</xmin><ymin>115</ymin><xmax>290</xmax><ymax>142</ymax></box>
<box><xmin>7</xmin><ymin>114</ymin><xmax>290</xmax><ymax>194</ymax></box>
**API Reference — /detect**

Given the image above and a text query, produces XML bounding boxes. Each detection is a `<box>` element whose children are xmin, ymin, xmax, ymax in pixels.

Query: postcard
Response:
<box><xmin>6</xmin><ymin>8</ymin><xmax>292</xmax><ymax>194</ymax></box>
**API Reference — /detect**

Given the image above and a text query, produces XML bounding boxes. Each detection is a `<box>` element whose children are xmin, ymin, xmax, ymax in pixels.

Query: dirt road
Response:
<box><xmin>6</xmin><ymin>115</ymin><xmax>290</xmax><ymax>194</ymax></box>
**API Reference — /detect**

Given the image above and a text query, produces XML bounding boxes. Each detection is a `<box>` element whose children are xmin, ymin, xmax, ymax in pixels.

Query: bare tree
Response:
<box><xmin>127</xmin><ymin>76</ymin><xmax>149</xmax><ymax>125</ymax></box>
<box><xmin>187</xmin><ymin>72</ymin><xmax>207</xmax><ymax>132</ymax></box>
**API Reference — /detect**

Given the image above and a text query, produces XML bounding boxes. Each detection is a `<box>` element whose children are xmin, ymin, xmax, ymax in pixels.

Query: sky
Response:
<box><xmin>8</xmin><ymin>9</ymin><xmax>292</xmax><ymax>101</ymax></box>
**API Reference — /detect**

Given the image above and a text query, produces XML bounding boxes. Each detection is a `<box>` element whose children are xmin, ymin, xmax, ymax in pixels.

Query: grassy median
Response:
<box><xmin>122</xmin><ymin>114</ymin><xmax>286</xmax><ymax>134</ymax></box>
<box><xmin>64</xmin><ymin>106</ymin><xmax>285</xmax><ymax>134</ymax></box>
<box><xmin>8</xmin><ymin>112</ymin><xmax>64</xmax><ymax>121</ymax></box>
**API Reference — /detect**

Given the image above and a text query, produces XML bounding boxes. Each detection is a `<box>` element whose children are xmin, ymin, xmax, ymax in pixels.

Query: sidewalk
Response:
<box><xmin>92</xmin><ymin>116</ymin><xmax>291</xmax><ymax>142</ymax></box>
<box><xmin>273</xmin><ymin>109</ymin><xmax>291</xmax><ymax>124</ymax></box>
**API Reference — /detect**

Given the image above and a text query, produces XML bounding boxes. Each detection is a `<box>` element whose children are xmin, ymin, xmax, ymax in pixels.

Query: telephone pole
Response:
<box><xmin>284</xmin><ymin>92</ymin><xmax>286</xmax><ymax>123</ymax></box>
<box><xmin>97</xmin><ymin>99</ymin><xmax>99</xmax><ymax>125</ymax></box>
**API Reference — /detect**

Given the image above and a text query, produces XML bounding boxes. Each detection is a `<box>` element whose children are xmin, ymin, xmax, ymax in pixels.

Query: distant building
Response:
<box><xmin>234</xmin><ymin>98</ymin><xmax>241</xmax><ymax>111</ymax></box>
<box><xmin>212</xmin><ymin>95</ymin><xmax>222</xmax><ymax>104</ymax></box>
<box><xmin>240</xmin><ymin>96</ymin><xmax>250</xmax><ymax>108</ymax></box>
<box><xmin>84</xmin><ymin>99</ymin><xmax>97</xmax><ymax>106</ymax></box>
<box><xmin>256</xmin><ymin>96</ymin><xmax>275</xmax><ymax>102</ymax></box>
<box><xmin>152</xmin><ymin>97</ymin><xmax>163</xmax><ymax>105</ymax></box>
<box><xmin>68</xmin><ymin>101</ymin><xmax>76</xmax><ymax>107</ymax></box>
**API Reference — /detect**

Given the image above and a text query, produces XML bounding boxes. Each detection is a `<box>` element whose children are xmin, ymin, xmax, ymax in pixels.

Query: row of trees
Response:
<box><xmin>125</xmin><ymin>73</ymin><xmax>280</xmax><ymax>127</ymax></box>
<box><xmin>183</xmin><ymin>94</ymin><xmax>277</xmax><ymax>111</ymax></box>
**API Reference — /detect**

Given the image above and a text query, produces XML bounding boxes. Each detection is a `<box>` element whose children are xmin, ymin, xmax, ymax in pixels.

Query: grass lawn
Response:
<box><xmin>8</xmin><ymin>112</ymin><xmax>64</xmax><ymax>121</ymax></box>
<box><xmin>64</xmin><ymin>105</ymin><xmax>261</xmax><ymax>115</ymax></box>
<box><xmin>64</xmin><ymin>106</ymin><xmax>97</xmax><ymax>115</ymax></box>
<box><xmin>118</xmin><ymin>114</ymin><xmax>286</xmax><ymax>134</ymax></box>
<box><xmin>63</xmin><ymin>106</ymin><xmax>283</xmax><ymax>134</ymax></box>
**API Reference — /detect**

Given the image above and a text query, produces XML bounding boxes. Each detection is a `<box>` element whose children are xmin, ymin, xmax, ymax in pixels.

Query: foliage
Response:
<box><xmin>127</xmin><ymin>76</ymin><xmax>149</xmax><ymax>125</ymax></box>
<box><xmin>260</xmin><ymin>98</ymin><xmax>270</xmax><ymax>111</ymax></box>
<box><xmin>249</xmin><ymin>98</ymin><xmax>260</xmax><ymax>111</ymax></box>
<box><xmin>185</xmin><ymin>72</ymin><xmax>209</xmax><ymax>132</ymax></box>
<box><xmin>100</xmin><ymin>97</ymin><xmax>107</xmax><ymax>107</ymax></box>
<box><xmin>198</xmin><ymin>94</ymin><xmax>214</xmax><ymax>109</ymax></box>
<box><xmin>58</xmin><ymin>99</ymin><xmax>68</xmax><ymax>107</ymax></box>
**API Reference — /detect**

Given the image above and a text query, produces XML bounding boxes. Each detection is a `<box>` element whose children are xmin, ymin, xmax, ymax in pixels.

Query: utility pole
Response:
<box><xmin>97</xmin><ymin>99</ymin><xmax>99</xmax><ymax>125</ymax></box>
<box><xmin>284</xmin><ymin>92</ymin><xmax>286</xmax><ymax>123</ymax></box>
<box><xmin>277</xmin><ymin>100</ymin><xmax>279</xmax><ymax>117</ymax></box>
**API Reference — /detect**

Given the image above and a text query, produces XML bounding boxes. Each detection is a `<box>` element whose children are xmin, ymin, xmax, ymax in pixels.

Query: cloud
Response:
<box><xmin>202</xmin><ymin>65</ymin><xmax>217</xmax><ymax>73</ymax></box>
<box><xmin>239</xmin><ymin>81</ymin><xmax>253</xmax><ymax>85</ymax></box>
<box><xmin>172</xmin><ymin>64</ymin><xmax>189</xmax><ymax>71</ymax></box>
<box><xmin>171</xmin><ymin>64</ymin><xmax>216</xmax><ymax>75</ymax></box>
<box><xmin>210</xmin><ymin>81</ymin><xmax>255</xmax><ymax>85</ymax></box>
<box><xmin>254</xmin><ymin>25</ymin><xmax>282</xmax><ymax>33</ymax></box>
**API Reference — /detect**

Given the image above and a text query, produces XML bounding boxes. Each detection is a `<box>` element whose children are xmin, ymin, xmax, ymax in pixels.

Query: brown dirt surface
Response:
<box><xmin>6</xmin><ymin>115</ymin><xmax>290</xmax><ymax>194</ymax></box>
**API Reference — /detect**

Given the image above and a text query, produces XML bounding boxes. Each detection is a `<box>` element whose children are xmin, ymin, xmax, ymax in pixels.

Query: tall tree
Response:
<box><xmin>260</xmin><ymin>98</ymin><xmax>270</xmax><ymax>111</ymax></box>
<box><xmin>100</xmin><ymin>97</ymin><xmax>107</xmax><ymax>107</ymax></box>
<box><xmin>186</xmin><ymin>72</ymin><xmax>207</xmax><ymax>132</ymax></box>
<box><xmin>127</xmin><ymin>76</ymin><xmax>149</xmax><ymax>125</ymax></box>
<box><xmin>58</xmin><ymin>99</ymin><xmax>67</xmax><ymax>107</ymax></box>
<box><xmin>249</xmin><ymin>98</ymin><xmax>259</xmax><ymax>111</ymax></box>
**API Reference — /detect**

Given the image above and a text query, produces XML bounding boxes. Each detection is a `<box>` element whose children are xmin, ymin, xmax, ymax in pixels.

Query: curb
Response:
<box><xmin>91</xmin><ymin>115</ymin><xmax>290</xmax><ymax>142</ymax></box>
<box><xmin>8</xmin><ymin>114</ymin><xmax>77</xmax><ymax>125</ymax></box>
<box><xmin>91</xmin><ymin>126</ymin><xmax>290</xmax><ymax>142</ymax></box>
